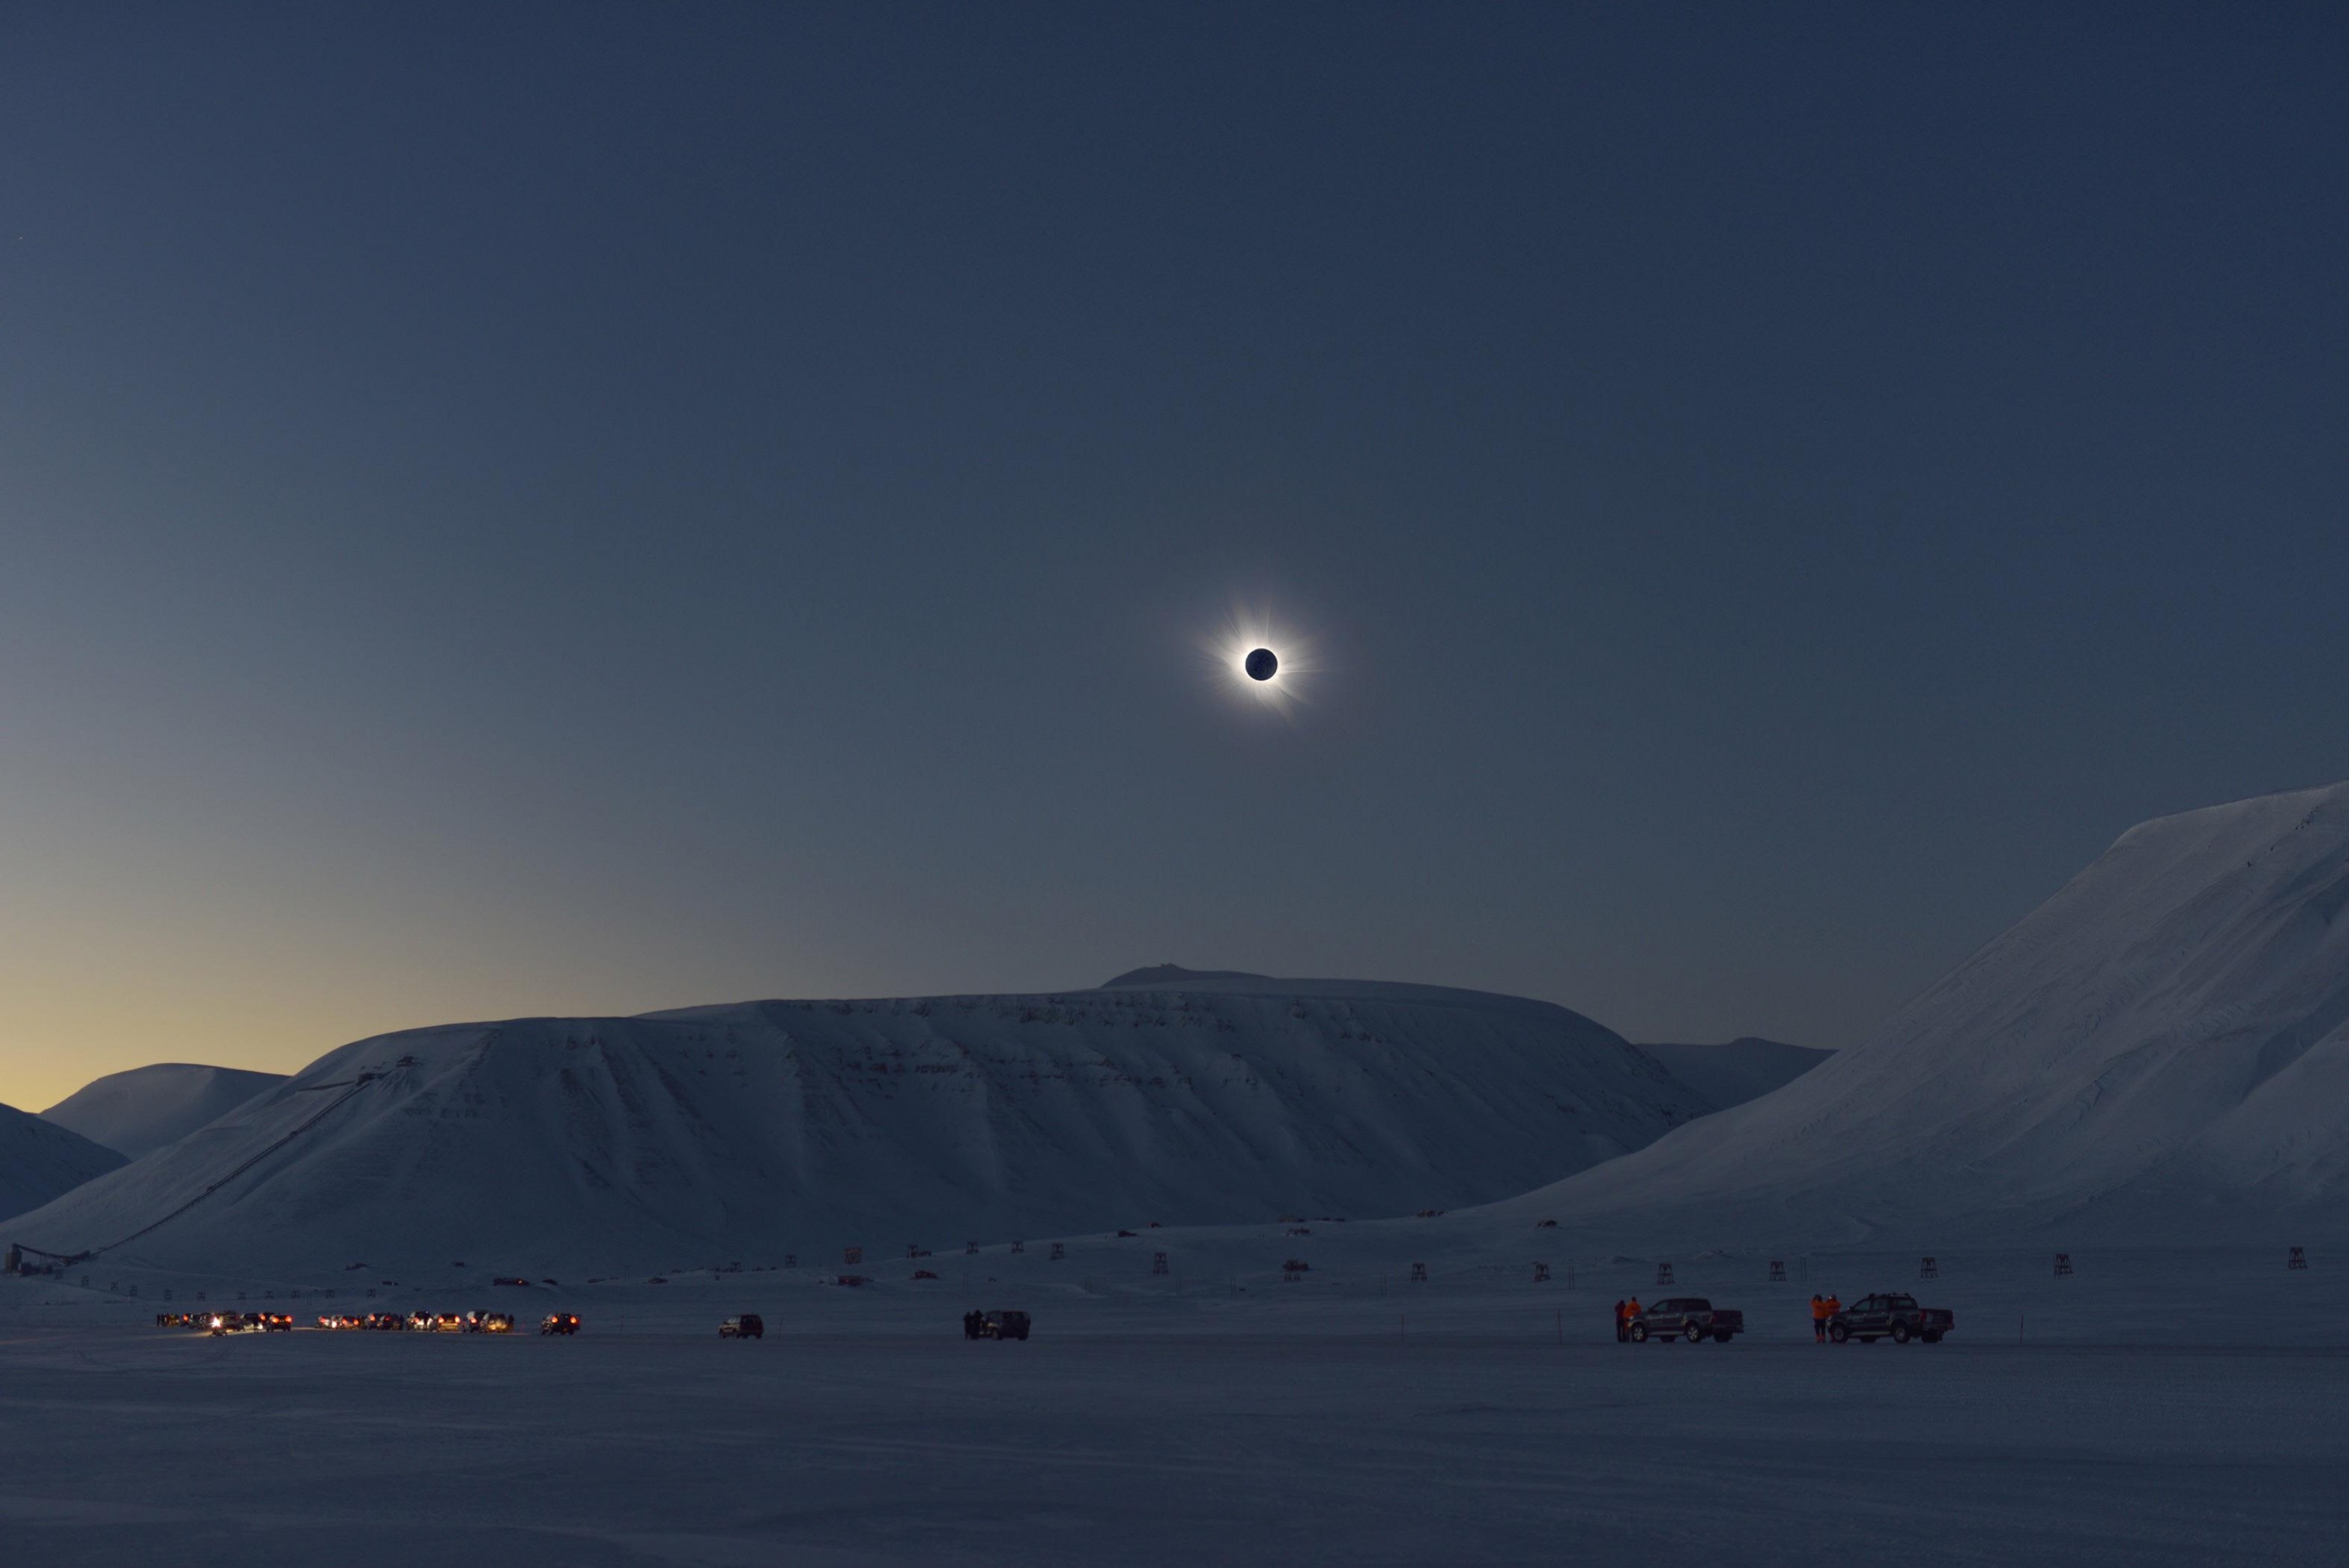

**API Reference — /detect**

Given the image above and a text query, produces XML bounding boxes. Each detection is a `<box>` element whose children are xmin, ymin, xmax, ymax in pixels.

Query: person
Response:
<box><xmin>963</xmin><ymin>1309</ymin><xmax>979</xmax><ymax>1340</ymax></box>
<box><xmin>1822</xmin><ymin>1294</ymin><xmax>1844</xmax><ymax>1341</ymax></box>
<box><xmin>1811</xmin><ymin>1294</ymin><xmax>1828</xmax><ymax>1343</ymax></box>
<box><xmin>1623</xmin><ymin>1295</ymin><xmax>1641</xmax><ymax>1338</ymax></box>
<box><xmin>1613</xmin><ymin>1298</ymin><xmax>1627</xmax><ymax>1342</ymax></box>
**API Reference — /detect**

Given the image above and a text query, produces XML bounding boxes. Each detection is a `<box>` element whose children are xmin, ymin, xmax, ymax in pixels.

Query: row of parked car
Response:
<box><xmin>1621</xmin><ymin>1293</ymin><xmax>1956</xmax><ymax>1344</ymax></box>
<box><xmin>155</xmin><ymin>1311</ymin><xmax>294</xmax><ymax>1334</ymax></box>
<box><xmin>319</xmin><ymin>1311</ymin><xmax>518</xmax><ymax>1333</ymax></box>
<box><xmin>160</xmin><ymin>1304</ymin><xmax>1044</xmax><ymax>1341</ymax></box>
<box><xmin>158</xmin><ymin>1310</ymin><xmax>580</xmax><ymax>1335</ymax></box>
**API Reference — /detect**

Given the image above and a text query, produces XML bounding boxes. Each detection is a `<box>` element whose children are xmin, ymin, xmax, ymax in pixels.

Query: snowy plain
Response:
<box><xmin>5</xmin><ymin>1243</ymin><xmax>2345</xmax><ymax>1566</ymax></box>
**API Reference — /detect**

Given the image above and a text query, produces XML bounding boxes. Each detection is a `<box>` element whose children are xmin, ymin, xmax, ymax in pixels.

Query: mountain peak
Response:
<box><xmin>1097</xmin><ymin>965</ymin><xmax>1274</xmax><ymax>988</ymax></box>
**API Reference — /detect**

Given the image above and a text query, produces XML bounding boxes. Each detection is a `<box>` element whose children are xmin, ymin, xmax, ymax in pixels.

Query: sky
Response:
<box><xmin>3</xmin><ymin>3</ymin><xmax>2346</xmax><ymax>1113</ymax></box>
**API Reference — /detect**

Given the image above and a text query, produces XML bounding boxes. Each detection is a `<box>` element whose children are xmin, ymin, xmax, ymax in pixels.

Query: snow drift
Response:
<box><xmin>1503</xmin><ymin>781</ymin><xmax>2349</xmax><ymax>1248</ymax></box>
<box><xmin>42</xmin><ymin>1063</ymin><xmax>287</xmax><ymax>1160</ymax></box>
<box><xmin>0</xmin><ymin>1102</ymin><xmax>125</xmax><ymax>1223</ymax></box>
<box><xmin>5</xmin><ymin>976</ymin><xmax>1709</xmax><ymax>1275</ymax></box>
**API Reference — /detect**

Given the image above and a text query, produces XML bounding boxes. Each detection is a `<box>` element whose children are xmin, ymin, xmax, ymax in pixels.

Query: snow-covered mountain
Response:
<box><xmin>0</xmin><ymin>1102</ymin><xmax>126</xmax><ymax>1223</ymax></box>
<box><xmin>4</xmin><ymin>976</ymin><xmax>1710</xmax><ymax>1276</ymax></box>
<box><xmin>1500</xmin><ymin>781</ymin><xmax>2349</xmax><ymax>1248</ymax></box>
<box><xmin>42</xmin><ymin>1064</ymin><xmax>287</xmax><ymax>1161</ymax></box>
<box><xmin>1634</xmin><ymin>1038</ymin><xmax>1830</xmax><ymax>1111</ymax></box>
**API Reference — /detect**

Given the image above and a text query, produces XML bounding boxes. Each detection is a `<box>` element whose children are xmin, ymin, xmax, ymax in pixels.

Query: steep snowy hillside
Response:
<box><xmin>1637</xmin><ymin>1039</ymin><xmax>1831</xmax><ymax>1111</ymax></box>
<box><xmin>1503</xmin><ymin>781</ymin><xmax>2349</xmax><ymax>1248</ymax></box>
<box><xmin>43</xmin><ymin>1064</ymin><xmax>287</xmax><ymax>1160</ymax></box>
<box><xmin>0</xmin><ymin>1103</ymin><xmax>125</xmax><ymax>1222</ymax></box>
<box><xmin>5</xmin><ymin>980</ymin><xmax>1706</xmax><ymax>1276</ymax></box>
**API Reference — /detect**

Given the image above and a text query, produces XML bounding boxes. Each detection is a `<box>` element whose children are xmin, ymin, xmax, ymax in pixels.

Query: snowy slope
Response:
<box><xmin>0</xmin><ymin>1102</ymin><xmax>125</xmax><ymax>1223</ymax></box>
<box><xmin>1500</xmin><ymin>781</ymin><xmax>2349</xmax><ymax>1248</ymax></box>
<box><xmin>1635</xmin><ymin>1038</ymin><xmax>1830</xmax><ymax>1111</ymax></box>
<box><xmin>41</xmin><ymin>1064</ymin><xmax>287</xmax><ymax>1160</ymax></box>
<box><xmin>3</xmin><ymin>979</ymin><xmax>1708</xmax><ymax>1275</ymax></box>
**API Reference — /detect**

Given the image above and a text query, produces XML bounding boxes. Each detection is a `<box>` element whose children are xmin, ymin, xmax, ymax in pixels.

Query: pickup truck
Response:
<box><xmin>1828</xmin><ymin>1292</ymin><xmax>1952</xmax><ymax>1344</ymax></box>
<box><xmin>1628</xmin><ymin>1297</ymin><xmax>1745</xmax><ymax>1343</ymax></box>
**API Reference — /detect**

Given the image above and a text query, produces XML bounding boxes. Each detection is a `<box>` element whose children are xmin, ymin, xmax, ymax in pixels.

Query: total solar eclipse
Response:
<box><xmin>1205</xmin><ymin>607</ymin><xmax>1311</xmax><ymax>718</ymax></box>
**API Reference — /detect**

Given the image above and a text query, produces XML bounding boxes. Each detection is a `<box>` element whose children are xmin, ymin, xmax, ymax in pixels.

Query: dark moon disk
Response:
<box><xmin>1245</xmin><ymin>647</ymin><xmax>1278</xmax><ymax>682</ymax></box>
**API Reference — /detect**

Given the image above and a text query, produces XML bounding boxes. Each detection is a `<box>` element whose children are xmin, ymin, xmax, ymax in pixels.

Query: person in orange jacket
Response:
<box><xmin>1811</xmin><ymin>1293</ymin><xmax>1831</xmax><ymax>1343</ymax></box>
<box><xmin>1623</xmin><ymin>1295</ymin><xmax>1642</xmax><ymax>1338</ymax></box>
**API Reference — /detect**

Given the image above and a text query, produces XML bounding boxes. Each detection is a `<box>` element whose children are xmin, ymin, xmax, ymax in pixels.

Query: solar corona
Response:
<box><xmin>1205</xmin><ymin>610</ymin><xmax>1312</xmax><ymax>719</ymax></box>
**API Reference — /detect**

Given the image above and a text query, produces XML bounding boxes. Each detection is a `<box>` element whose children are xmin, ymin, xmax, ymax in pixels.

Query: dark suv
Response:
<box><xmin>1828</xmin><ymin>1293</ymin><xmax>1952</xmax><ymax>1344</ymax></box>
<box><xmin>1628</xmin><ymin>1298</ymin><xmax>1745</xmax><ymax>1343</ymax></box>
<box><xmin>980</xmin><ymin>1309</ymin><xmax>1031</xmax><ymax>1341</ymax></box>
<box><xmin>720</xmin><ymin>1314</ymin><xmax>765</xmax><ymax>1339</ymax></box>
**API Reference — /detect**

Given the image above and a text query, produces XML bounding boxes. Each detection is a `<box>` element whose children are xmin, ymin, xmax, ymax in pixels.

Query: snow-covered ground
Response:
<box><xmin>3</xmin><ymin>1247</ymin><xmax>2342</xmax><ymax>1566</ymax></box>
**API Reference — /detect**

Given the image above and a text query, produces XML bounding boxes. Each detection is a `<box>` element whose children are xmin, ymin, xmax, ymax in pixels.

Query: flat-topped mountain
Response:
<box><xmin>6</xmin><ymin>978</ymin><xmax>1709</xmax><ymax>1276</ymax></box>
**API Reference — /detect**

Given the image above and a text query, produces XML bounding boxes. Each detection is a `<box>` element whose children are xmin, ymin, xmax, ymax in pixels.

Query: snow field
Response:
<box><xmin>10</xmin><ymin>1236</ymin><xmax>2344</xmax><ymax>1347</ymax></box>
<box><xmin>2</xmin><ymin>1265</ymin><xmax>2343</xmax><ymax>1567</ymax></box>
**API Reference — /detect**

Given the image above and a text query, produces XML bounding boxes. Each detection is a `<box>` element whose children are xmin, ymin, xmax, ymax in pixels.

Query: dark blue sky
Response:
<box><xmin>3</xmin><ymin>3</ymin><xmax>2345</xmax><ymax>1103</ymax></box>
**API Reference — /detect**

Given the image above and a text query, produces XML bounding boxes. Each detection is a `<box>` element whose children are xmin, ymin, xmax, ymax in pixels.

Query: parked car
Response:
<box><xmin>719</xmin><ymin>1314</ymin><xmax>765</xmax><ymax>1340</ymax></box>
<box><xmin>979</xmin><ymin>1309</ymin><xmax>1031</xmax><ymax>1341</ymax></box>
<box><xmin>539</xmin><ymin>1314</ymin><xmax>581</xmax><ymax>1336</ymax></box>
<box><xmin>1626</xmin><ymin>1297</ymin><xmax>1745</xmax><ymax>1343</ymax></box>
<box><xmin>1828</xmin><ymin>1292</ymin><xmax>1953</xmax><ymax>1344</ymax></box>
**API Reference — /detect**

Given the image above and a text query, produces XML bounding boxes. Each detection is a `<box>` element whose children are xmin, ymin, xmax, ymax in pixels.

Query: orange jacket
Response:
<box><xmin>1824</xmin><ymin>1296</ymin><xmax>1842</xmax><ymax>1315</ymax></box>
<box><xmin>1811</xmin><ymin>1297</ymin><xmax>1832</xmax><ymax>1320</ymax></box>
<box><xmin>1624</xmin><ymin>1298</ymin><xmax>1641</xmax><ymax>1317</ymax></box>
